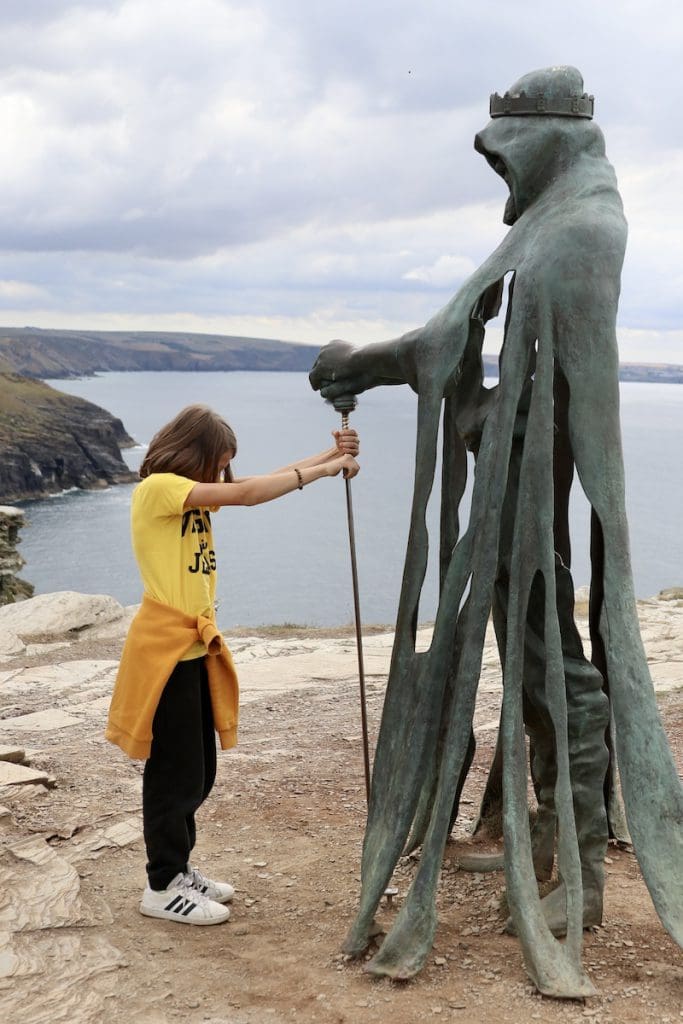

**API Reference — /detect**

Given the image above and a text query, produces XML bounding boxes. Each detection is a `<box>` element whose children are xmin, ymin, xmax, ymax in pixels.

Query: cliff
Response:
<box><xmin>0</xmin><ymin>505</ymin><xmax>33</xmax><ymax>604</ymax></box>
<box><xmin>0</xmin><ymin>373</ymin><xmax>136</xmax><ymax>502</ymax></box>
<box><xmin>0</xmin><ymin>327</ymin><xmax>319</xmax><ymax>378</ymax></box>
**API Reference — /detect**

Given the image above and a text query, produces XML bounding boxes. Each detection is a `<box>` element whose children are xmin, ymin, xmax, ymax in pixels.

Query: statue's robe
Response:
<box><xmin>343</xmin><ymin>113</ymin><xmax>683</xmax><ymax>996</ymax></box>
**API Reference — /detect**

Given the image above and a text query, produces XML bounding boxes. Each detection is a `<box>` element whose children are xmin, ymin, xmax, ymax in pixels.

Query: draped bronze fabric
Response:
<box><xmin>310</xmin><ymin>67</ymin><xmax>682</xmax><ymax>997</ymax></box>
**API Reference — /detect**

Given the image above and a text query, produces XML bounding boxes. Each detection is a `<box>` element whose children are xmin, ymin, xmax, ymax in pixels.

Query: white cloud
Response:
<box><xmin>0</xmin><ymin>1</ymin><xmax>680</xmax><ymax>360</ymax></box>
<box><xmin>0</xmin><ymin>280</ymin><xmax>47</xmax><ymax>300</ymax></box>
<box><xmin>403</xmin><ymin>254</ymin><xmax>478</xmax><ymax>288</ymax></box>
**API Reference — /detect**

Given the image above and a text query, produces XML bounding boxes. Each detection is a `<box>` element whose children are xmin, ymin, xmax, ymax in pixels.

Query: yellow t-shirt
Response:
<box><xmin>131</xmin><ymin>473</ymin><xmax>218</xmax><ymax>660</ymax></box>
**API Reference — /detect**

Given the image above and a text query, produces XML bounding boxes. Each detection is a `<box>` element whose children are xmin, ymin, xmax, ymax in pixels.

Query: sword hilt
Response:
<box><xmin>331</xmin><ymin>393</ymin><xmax>357</xmax><ymax>432</ymax></box>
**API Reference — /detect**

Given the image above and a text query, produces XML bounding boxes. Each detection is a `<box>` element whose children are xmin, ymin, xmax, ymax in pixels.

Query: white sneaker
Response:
<box><xmin>140</xmin><ymin>872</ymin><xmax>231</xmax><ymax>925</ymax></box>
<box><xmin>187</xmin><ymin>865</ymin><xmax>235</xmax><ymax>904</ymax></box>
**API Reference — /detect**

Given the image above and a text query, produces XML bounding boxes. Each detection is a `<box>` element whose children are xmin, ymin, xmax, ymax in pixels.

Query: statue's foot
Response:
<box><xmin>364</xmin><ymin>901</ymin><xmax>437</xmax><ymax>980</ymax></box>
<box><xmin>364</xmin><ymin>952</ymin><xmax>422</xmax><ymax>981</ymax></box>
<box><xmin>505</xmin><ymin>881</ymin><xmax>603</xmax><ymax>938</ymax></box>
<box><xmin>364</xmin><ymin>932</ymin><xmax>428</xmax><ymax>981</ymax></box>
<box><xmin>341</xmin><ymin>917</ymin><xmax>383</xmax><ymax>958</ymax></box>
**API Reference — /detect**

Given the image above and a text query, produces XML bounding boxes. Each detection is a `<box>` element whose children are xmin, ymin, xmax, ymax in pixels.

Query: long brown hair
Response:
<box><xmin>139</xmin><ymin>404</ymin><xmax>237</xmax><ymax>483</ymax></box>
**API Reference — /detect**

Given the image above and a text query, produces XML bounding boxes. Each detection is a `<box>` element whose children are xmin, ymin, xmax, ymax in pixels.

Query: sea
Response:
<box><xmin>16</xmin><ymin>371</ymin><xmax>683</xmax><ymax>629</ymax></box>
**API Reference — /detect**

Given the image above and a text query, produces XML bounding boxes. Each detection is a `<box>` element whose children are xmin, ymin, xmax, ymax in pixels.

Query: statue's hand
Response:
<box><xmin>309</xmin><ymin>340</ymin><xmax>371</xmax><ymax>400</ymax></box>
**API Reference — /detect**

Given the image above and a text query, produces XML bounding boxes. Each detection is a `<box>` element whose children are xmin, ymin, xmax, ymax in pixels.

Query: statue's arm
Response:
<box><xmin>309</xmin><ymin>330</ymin><xmax>422</xmax><ymax>401</ymax></box>
<box><xmin>309</xmin><ymin>271</ymin><xmax>480</xmax><ymax>401</ymax></box>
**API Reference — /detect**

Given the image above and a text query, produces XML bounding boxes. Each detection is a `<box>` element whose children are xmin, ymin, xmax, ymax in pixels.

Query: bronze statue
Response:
<box><xmin>310</xmin><ymin>66</ymin><xmax>683</xmax><ymax>998</ymax></box>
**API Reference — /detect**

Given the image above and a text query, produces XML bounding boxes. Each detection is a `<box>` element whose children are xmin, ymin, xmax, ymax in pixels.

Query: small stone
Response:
<box><xmin>0</xmin><ymin>746</ymin><xmax>25</xmax><ymax>764</ymax></box>
<box><xmin>434</xmin><ymin>956</ymin><xmax>447</xmax><ymax>966</ymax></box>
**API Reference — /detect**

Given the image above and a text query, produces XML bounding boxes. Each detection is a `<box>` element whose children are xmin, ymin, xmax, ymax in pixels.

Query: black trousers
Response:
<box><xmin>142</xmin><ymin>657</ymin><xmax>217</xmax><ymax>890</ymax></box>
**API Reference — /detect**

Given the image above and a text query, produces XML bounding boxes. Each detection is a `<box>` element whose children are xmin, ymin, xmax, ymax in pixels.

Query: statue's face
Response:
<box><xmin>474</xmin><ymin>122</ymin><xmax>520</xmax><ymax>225</ymax></box>
<box><xmin>474</xmin><ymin>116</ymin><xmax>581</xmax><ymax>227</ymax></box>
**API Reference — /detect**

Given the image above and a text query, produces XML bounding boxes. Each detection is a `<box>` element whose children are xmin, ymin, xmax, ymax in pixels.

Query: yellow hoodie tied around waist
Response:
<box><xmin>106</xmin><ymin>594</ymin><xmax>239</xmax><ymax>760</ymax></box>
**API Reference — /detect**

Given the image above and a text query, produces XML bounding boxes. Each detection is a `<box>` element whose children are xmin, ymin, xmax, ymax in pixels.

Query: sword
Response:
<box><xmin>332</xmin><ymin>394</ymin><xmax>371</xmax><ymax>805</ymax></box>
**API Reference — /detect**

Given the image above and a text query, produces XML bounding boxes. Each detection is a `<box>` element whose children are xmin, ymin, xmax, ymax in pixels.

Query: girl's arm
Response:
<box><xmin>231</xmin><ymin>429</ymin><xmax>358</xmax><ymax>482</ymax></box>
<box><xmin>185</xmin><ymin>452</ymin><xmax>359</xmax><ymax>509</ymax></box>
<box><xmin>268</xmin><ymin>429</ymin><xmax>359</xmax><ymax>476</ymax></box>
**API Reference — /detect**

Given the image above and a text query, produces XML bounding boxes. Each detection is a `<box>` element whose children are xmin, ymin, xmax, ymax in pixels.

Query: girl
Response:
<box><xmin>106</xmin><ymin>403</ymin><xmax>359</xmax><ymax>925</ymax></box>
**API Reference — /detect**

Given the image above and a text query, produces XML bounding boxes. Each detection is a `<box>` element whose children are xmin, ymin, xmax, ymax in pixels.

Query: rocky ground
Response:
<box><xmin>0</xmin><ymin>591</ymin><xmax>681</xmax><ymax>1024</ymax></box>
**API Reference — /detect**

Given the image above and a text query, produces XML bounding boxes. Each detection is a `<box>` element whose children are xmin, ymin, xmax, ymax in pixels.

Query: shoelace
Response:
<box><xmin>187</xmin><ymin>867</ymin><xmax>211</xmax><ymax>893</ymax></box>
<box><xmin>177</xmin><ymin>872</ymin><xmax>212</xmax><ymax>908</ymax></box>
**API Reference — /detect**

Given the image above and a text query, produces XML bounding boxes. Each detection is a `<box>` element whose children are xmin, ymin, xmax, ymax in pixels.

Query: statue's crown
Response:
<box><xmin>489</xmin><ymin>90</ymin><xmax>594</xmax><ymax>119</ymax></box>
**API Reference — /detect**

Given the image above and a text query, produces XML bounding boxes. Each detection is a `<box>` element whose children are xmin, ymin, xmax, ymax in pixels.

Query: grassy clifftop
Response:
<box><xmin>0</xmin><ymin>373</ymin><xmax>136</xmax><ymax>502</ymax></box>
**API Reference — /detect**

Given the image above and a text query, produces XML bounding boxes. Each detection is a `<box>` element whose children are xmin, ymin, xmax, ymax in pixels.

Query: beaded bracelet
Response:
<box><xmin>294</xmin><ymin>468</ymin><xmax>304</xmax><ymax>490</ymax></box>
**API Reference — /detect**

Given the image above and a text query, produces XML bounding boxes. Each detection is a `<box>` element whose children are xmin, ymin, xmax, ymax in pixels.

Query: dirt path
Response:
<box><xmin>1</xmin><ymin>612</ymin><xmax>682</xmax><ymax>1024</ymax></box>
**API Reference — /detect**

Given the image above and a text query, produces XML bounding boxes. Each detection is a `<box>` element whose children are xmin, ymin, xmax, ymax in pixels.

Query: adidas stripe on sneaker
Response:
<box><xmin>140</xmin><ymin>872</ymin><xmax>230</xmax><ymax>925</ymax></box>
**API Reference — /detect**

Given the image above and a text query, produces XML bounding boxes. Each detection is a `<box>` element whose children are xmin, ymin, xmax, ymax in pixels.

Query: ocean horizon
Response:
<box><xmin>16</xmin><ymin>370</ymin><xmax>683</xmax><ymax>628</ymax></box>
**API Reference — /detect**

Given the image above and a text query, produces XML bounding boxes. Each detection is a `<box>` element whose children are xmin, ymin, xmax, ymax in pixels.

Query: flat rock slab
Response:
<box><xmin>0</xmin><ymin>592</ymin><xmax>124</xmax><ymax>642</ymax></box>
<box><xmin>0</xmin><ymin>660</ymin><xmax>118</xmax><ymax>702</ymax></box>
<box><xmin>236</xmin><ymin>648</ymin><xmax>390</xmax><ymax>703</ymax></box>
<box><xmin>0</xmin><ymin>762</ymin><xmax>50</xmax><ymax>787</ymax></box>
<box><xmin>0</xmin><ymin>709</ymin><xmax>81</xmax><ymax>733</ymax></box>
<box><xmin>649</xmin><ymin>661</ymin><xmax>683</xmax><ymax>692</ymax></box>
<box><xmin>59</xmin><ymin>816</ymin><xmax>143</xmax><ymax>864</ymax></box>
<box><xmin>24</xmin><ymin>641</ymin><xmax>71</xmax><ymax>657</ymax></box>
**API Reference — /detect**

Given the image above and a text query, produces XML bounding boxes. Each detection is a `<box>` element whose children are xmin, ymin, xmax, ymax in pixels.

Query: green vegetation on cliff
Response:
<box><xmin>0</xmin><ymin>373</ymin><xmax>136</xmax><ymax>502</ymax></box>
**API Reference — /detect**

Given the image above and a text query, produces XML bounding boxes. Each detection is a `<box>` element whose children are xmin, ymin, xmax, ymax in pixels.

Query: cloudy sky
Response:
<box><xmin>0</xmin><ymin>0</ymin><xmax>681</xmax><ymax>362</ymax></box>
